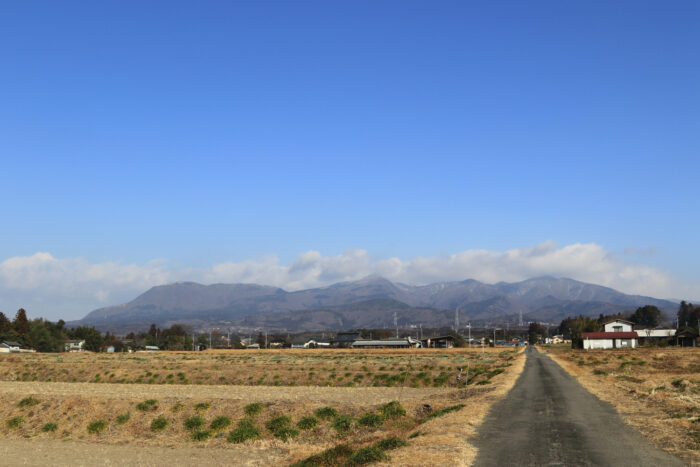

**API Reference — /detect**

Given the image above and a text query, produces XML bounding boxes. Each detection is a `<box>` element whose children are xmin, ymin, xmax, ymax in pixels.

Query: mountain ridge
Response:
<box><xmin>72</xmin><ymin>276</ymin><xmax>678</xmax><ymax>332</ymax></box>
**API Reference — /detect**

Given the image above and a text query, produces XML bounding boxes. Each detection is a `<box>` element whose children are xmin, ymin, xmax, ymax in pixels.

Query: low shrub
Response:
<box><xmin>671</xmin><ymin>379</ymin><xmax>688</xmax><ymax>392</ymax></box>
<box><xmin>244</xmin><ymin>402</ymin><xmax>264</xmax><ymax>417</ymax></box>
<box><xmin>297</xmin><ymin>416</ymin><xmax>318</xmax><ymax>430</ymax></box>
<box><xmin>346</xmin><ymin>446</ymin><xmax>388</xmax><ymax>465</ymax></box>
<box><xmin>87</xmin><ymin>419</ymin><xmax>107</xmax><ymax>434</ymax></box>
<box><xmin>7</xmin><ymin>416</ymin><xmax>24</xmax><ymax>429</ymax></box>
<box><xmin>151</xmin><ymin>416</ymin><xmax>168</xmax><ymax>432</ymax></box>
<box><xmin>374</xmin><ymin>436</ymin><xmax>407</xmax><ymax>451</ymax></box>
<box><xmin>170</xmin><ymin>402</ymin><xmax>184</xmax><ymax>412</ymax></box>
<box><xmin>331</xmin><ymin>415</ymin><xmax>353</xmax><ymax>435</ymax></box>
<box><xmin>194</xmin><ymin>402</ymin><xmax>211</xmax><ymax>411</ymax></box>
<box><xmin>615</xmin><ymin>375</ymin><xmax>644</xmax><ymax>384</ymax></box>
<box><xmin>184</xmin><ymin>415</ymin><xmax>205</xmax><ymax>431</ymax></box>
<box><xmin>290</xmin><ymin>444</ymin><xmax>354</xmax><ymax>467</ymax></box>
<box><xmin>210</xmin><ymin>415</ymin><xmax>232</xmax><ymax>431</ymax></box>
<box><xmin>315</xmin><ymin>406</ymin><xmax>338</xmax><ymax>420</ymax></box>
<box><xmin>357</xmin><ymin>413</ymin><xmax>383</xmax><ymax>428</ymax></box>
<box><xmin>191</xmin><ymin>429</ymin><xmax>212</xmax><ymax>441</ymax></box>
<box><xmin>266</xmin><ymin>415</ymin><xmax>292</xmax><ymax>433</ymax></box>
<box><xmin>593</xmin><ymin>369</ymin><xmax>608</xmax><ymax>376</ymax></box>
<box><xmin>115</xmin><ymin>412</ymin><xmax>131</xmax><ymax>425</ymax></box>
<box><xmin>273</xmin><ymin>426</ymin><xmax>300</xmax><ymax>441</ymax></box>
<box><xmin>41</xmin><ymin>422</ymin><xmax>58</xmax><ymax>433</ymax></box>
<box><xmin>18</xmin><ymin>397</ymin><xmax>40</xmax><ymax>408</ymax></box>
<box><xmin>136</xmin><ymin>399</ymin><xmax>158</xmax><ymax>412</ymax></box>
<box><xmin>379</xmin><ymin>401</ymin><xmax>406</xmax><ymax>419</ymax></box>
<box><xmin>423</xmin><ymin>404</ymin><xmax>465</xmax><ymax>421</ymax></box>
<box><xmin>227</xmin><ymin>419</ymin><xmax>261</xmax><ymax>443</ymax></box>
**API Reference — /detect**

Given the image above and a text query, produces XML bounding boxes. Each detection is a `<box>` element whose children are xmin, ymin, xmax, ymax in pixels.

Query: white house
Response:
<box><xmin>580</xmin><ymin>319</ymin><xmax>638</xmax><ymax>349</ymax></box>
<box><xmin>603</xmin><ymin>319</ymin><xmax>634</xmax><ymax>333</ymax></box>
<box><xmin>64</xmin><ymin>340</ymin><xmax>86</xmax><ymax>352</ymax></box>
<box><xmin>0</xmin><ymin>341</ymin><xmax>22</xmax><ymax>353</ymax></box>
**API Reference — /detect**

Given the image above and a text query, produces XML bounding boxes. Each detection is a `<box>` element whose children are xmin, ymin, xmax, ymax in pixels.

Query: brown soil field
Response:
<box><xmin>0</xmin><ymin>347</ymin><xmax>525</xmax><ymax>466</ymax></box>
<box><xmin>542</xmin><ymin>345</ymin><xmax>700</xmax><ymax>465</ymax></box>
<box><xmin>0</xmin><ymin>348</ymin><xmax>510</xmax><ymax>388</ymax></box>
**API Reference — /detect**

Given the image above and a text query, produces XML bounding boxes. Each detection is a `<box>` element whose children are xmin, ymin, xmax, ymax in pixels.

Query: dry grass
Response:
<box><xmin>0</xmin><ymin>347</ymin><xmax>523</xmax><ymax>465</ymax></box>
<box><xmin>542</xmin><ymin>345</ymin><xmax>700</xmax><ymax>465</ymax></box>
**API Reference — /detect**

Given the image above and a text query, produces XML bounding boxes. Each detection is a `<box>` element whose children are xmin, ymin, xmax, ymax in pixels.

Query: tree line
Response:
<box><xmin>0</xmin><ymin>308</ymin><xmax>106</xmax><ymax>352</ymax></box>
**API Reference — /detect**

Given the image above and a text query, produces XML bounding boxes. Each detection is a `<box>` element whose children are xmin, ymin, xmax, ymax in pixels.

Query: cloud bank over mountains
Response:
<box><xmin>1</xmin><ymin>241</ymin><xmax>695</xmax><ymax>320</ymax></box>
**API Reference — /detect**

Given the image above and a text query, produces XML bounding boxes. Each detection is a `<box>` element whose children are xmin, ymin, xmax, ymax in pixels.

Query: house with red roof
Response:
<box><xmin>581</xmin><ymin>319</ymin><xmax>638</xmax><ymax>350</ymax></box>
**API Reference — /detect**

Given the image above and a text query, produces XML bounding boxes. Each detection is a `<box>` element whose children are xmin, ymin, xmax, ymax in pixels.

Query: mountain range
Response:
<box><xmin>72</xmin><ymin>276</ymin><xmax>678</xmax><ymax>333</ymax></box>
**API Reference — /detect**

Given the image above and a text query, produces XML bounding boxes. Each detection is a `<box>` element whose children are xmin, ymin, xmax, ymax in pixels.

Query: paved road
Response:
<box><xmin>473</xmin><ymin>346</ymin><xmax>685</xmax><ymax>467</ymax></box>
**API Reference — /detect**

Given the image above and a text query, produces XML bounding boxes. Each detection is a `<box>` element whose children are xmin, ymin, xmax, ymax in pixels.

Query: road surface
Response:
<box><xmin>472</xmin><ymin>346</ymin><xmax>685</xmax><ymax>466</ymax></box>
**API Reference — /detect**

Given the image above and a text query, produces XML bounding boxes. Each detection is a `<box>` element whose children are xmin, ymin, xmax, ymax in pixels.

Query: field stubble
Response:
<box><xmin>0</xmin><ymin>348</ymin><xmax>524</xmax><ymax>466</ymax></box>
<box><xmin>543</xmin><ymin>345</ymin><xmax>699</xmax><ymax>465</ymax></box>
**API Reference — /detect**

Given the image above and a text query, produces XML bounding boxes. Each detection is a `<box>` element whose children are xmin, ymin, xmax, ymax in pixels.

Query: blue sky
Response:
<box><xmin>1</xmin><ymin>1</ymin><xmax>699</xmax><ymax>319</ymax></box>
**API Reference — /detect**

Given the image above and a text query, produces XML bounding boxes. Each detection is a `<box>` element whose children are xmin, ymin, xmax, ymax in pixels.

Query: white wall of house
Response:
<box><xmin>637</xmin><ymin>329</ymin><xmax>676</xmax><ymax>338</ymax></box>
<box><xmin>584</xmin><ymin>338</ymin><xmax>614</xmax><ymax>349</ymax></box>
<box><xmin>584</xmin><ymin>337</ymin><xmax>637</xmax><ymax>350</ymax></box>
<box><xmin>603</xmin><ymin>320</ymin><xmax>633</xmax><ymax>332</ymax></box>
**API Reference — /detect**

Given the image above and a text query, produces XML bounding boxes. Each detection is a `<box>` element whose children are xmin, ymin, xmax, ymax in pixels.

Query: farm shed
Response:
<box><xmin>581</xmin><ymin>332</ymin><xmax>638</xmax><ymax>350</ymax></box>
<box><xmin>635</xmin><ymin>328</ymin><xmax>676</xmax><ymax>345</ymax></box>
<box><xmin>420</xmin><ymin>335</ymin><xmax>456</xmax><ymax>348</ymax></box>
<box><xmin>676</xmin><ymin>329</ymin><xmax>698</xmax><ymax>347</ymax></box>
<box><xmin>351</xmin><ymin>337</ymin><xmax>422</xmax><ymax>349</ymax></box>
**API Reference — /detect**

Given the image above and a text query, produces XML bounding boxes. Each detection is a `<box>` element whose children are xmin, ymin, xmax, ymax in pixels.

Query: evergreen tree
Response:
<box><xmin>0</xmin><ymin>312</ymin><xmax>11</xmax><ymax>333</ymax></box>
<box><xmin>13</xmin><ymin>308</ymin><xmax>30</xmax><ymax>335</ymax></box>
<box><xmin>630</xmin><ymin>305</ymin><xmax>661</xmax><ymax>328</ymax></box>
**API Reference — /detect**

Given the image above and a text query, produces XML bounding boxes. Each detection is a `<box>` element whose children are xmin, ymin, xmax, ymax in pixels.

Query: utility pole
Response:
<box><xmin>493</xmin><ymin>328</ymin><xmax>496</xmax><ymax>347</ymax></box>
<box><xmin>394</xmin><ymin>311</ymin><xmax>398</xmax><ymax>338</ymax></box>
<box><xmin>454</xmin><ymin>308</ymin><xmax>459</xmax><ymax>334</ymax></box>
<box><xmin>264</xmin><ymin>330</ymin><xmax>268</xmax><ymax>349</ymax></box>
<box><xmin>419</xmin><ymin>323</ymin><xmax>423</xmax><ymax>339</ymax></box>
<box><xmin>209</xmin><ymin>331</ymin><xmax>212</xmax><ymax>350</ymax></box>
<box><xmin>467</xmin><ymin>323</ymin><xmax>471</xmax><ymax>348</ymax></box>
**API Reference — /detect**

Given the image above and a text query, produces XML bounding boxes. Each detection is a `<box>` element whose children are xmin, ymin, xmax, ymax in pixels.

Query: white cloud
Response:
<box><xmin>1</xmin><ymin>242</ymin><xmax>697</xmax><ymax>321</ymax></box>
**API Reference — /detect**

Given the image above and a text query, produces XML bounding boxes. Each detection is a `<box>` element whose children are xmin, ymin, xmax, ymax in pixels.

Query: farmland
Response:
<box><xmin>0</xmin><ymin>348</ymin><xmax>525</xmax><ymax>466</ymax></box>
<box><xmin>0</xmin><ymin>348</ymin><xmax>515</xmax><ymax>388</ymax></box>
<box><xmin>543</xmin><ymin>345</ymin><xmax>700</xmax><ymax>465</ymax></box>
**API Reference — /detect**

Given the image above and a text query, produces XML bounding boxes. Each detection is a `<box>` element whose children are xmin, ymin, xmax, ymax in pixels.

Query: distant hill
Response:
<box><xmin>71</xmin><ymin>276</ymin><xmax>678</xmax><ymax>333</ymax></box>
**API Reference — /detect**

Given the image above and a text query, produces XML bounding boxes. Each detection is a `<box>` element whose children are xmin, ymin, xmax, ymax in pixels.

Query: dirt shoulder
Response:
<box><xmin>374</xmin><ymin>347</ymin><xmax>527</xmax><ymax>467</ymax></box>
<box><xmin>542</xmin><ymin>345</ymin><xmax>699</xmax><ymax>465</ymax></box>
<box><xmin>0</xmin><ymin>438</ymin><xmax>285</xmax><ymax>467</ymax></box>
